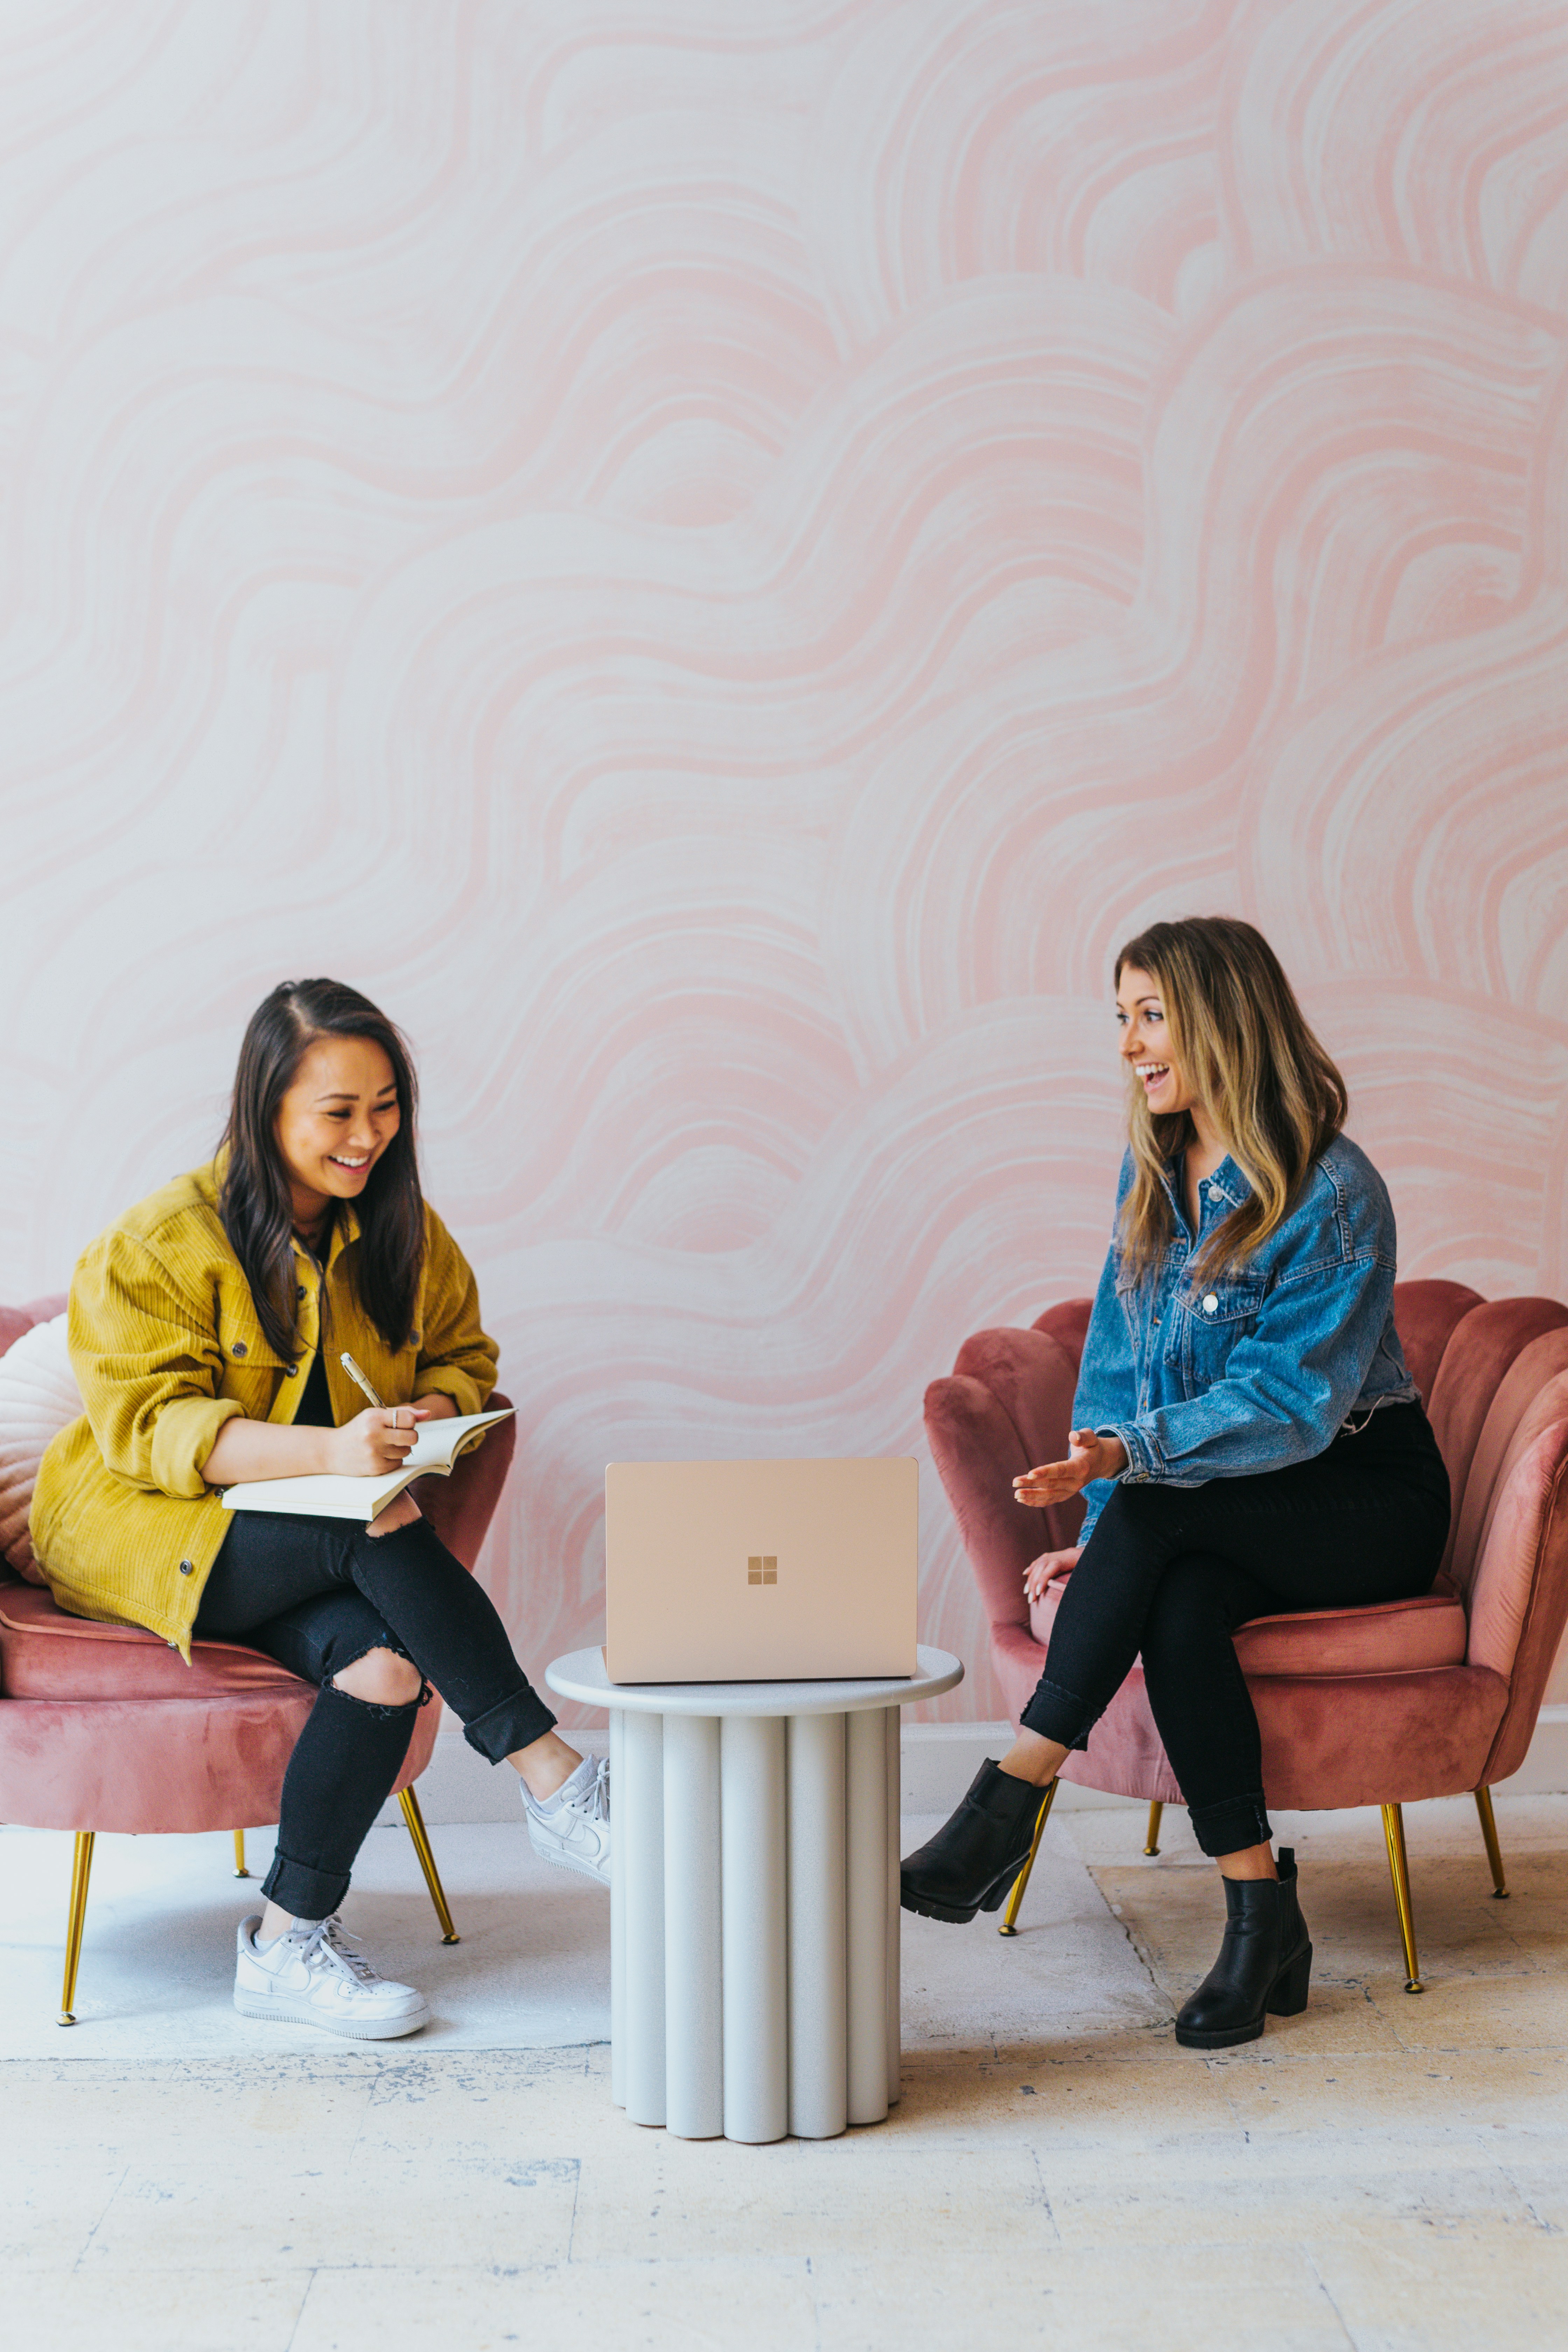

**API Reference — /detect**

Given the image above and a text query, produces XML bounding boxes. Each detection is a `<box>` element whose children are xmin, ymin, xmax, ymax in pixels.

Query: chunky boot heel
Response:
<box><xmin>1267</xmin><ymin>1944</ymin><xmax>1313</xmax><ymax>2017</ymax></box>
<box><xmin>901</xmin><ymin>1763</ymin><xmax>1048</xmax><ymax>1925</ymax></box>
<box><xmin>1175</xmin><ymin>1847</ymin><xmax>1312</xmax><ymax>2049</ymax></box>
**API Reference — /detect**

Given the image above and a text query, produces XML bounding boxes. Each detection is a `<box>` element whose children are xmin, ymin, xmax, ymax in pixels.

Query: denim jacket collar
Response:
<box><xmin>1155</xmin><ymin>1150</ymin><xmax>1251</xmax><ymax>1250</ymax></box>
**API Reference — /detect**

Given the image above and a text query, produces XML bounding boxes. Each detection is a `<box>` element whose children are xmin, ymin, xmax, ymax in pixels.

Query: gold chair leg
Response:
<box><xmin>399</xmin><ymin>1784</ymin><xmax>459</xmax><ymax>1944</ymax></box>
<box><xmin>59</xmin><ymin>1831</ymin><xmax>96</xmax><ymax>2026</ymax></box>
<box><xmin>998</xmin><ymin>1777</ymin><xmax>1057</xmax><ymax>1937</ymax></box>
<box><xmin>1473</xmin><ymin>1784</ymin><xmax>1509</xmax><ymax>1899</ymax></box>
<box><xmin>1144</xmin><ymin>1799</ymin><xmax>1164</xmax><ymax>1857</ymax></box>
<box><xmin>233</xmin><ymin>1829</ymin><xmax>250</xmax><ymax>1879</ymax></box>
<box><xmin>1381</xmin><ymin>1801</ymin><xmax>1423</xmax><ymax>1993</ymax></box>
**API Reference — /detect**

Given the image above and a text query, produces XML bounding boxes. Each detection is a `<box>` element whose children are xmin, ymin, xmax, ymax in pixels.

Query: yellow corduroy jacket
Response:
<box><xmin>30</xmin><ymin>1158</ymin><xmax>498</xmax><ymax>1658</ymax></box>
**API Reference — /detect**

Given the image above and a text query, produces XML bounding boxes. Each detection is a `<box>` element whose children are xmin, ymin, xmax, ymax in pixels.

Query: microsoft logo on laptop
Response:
<box><xmin>747</xmin><ymin>1556</ymin><xmax>778</xmax><ymax>1585</ymax></box>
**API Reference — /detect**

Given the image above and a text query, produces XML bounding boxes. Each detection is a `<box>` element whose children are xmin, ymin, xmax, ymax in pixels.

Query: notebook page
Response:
<box><xmin>399</xmin><ymin>1408</ymin><xmax>513</xmax><ymax>1473</ymax></box>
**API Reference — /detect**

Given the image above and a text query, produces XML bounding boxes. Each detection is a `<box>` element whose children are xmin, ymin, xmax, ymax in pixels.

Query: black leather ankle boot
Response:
<box><xmin>1174</xmin><ymin>1847</ymin><xmax>1312</xmax><ymax>2049</ymax></box>
<box><xmin>899</xmin><ymin>1762</ymin><xmax>1048</xmax><ymax>1924</ymax></box>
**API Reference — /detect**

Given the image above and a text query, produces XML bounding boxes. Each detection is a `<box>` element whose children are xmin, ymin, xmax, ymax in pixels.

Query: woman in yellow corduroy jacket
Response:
<box><xmin>33</xmin><ymin>978</ymin><xmax>610</xmax><ymax>2039</ymax></box>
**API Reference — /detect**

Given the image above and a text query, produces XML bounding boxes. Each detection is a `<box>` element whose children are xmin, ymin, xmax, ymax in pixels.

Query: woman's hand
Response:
<box><xmin>1023</xmin><ymin>1546</ymin><xmax>1082</xmax><ymax>1606</ymax></box>
<box><xmin>324</xmin><ymin>1406</ymin><xmax>429</xmax><ymax>1478</ymax></box>
<box><xmin>411</xmin><ymin>1392</ymin><xmax>458</xmax><ymax>1421</ymax></box>
<box><xmin>1012</xmin><ymin>1428</ymin><xmax>1128</xmax><ymax>1508</ymax></box>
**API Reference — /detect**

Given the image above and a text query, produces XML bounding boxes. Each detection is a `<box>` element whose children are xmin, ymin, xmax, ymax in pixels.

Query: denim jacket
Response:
<box><xmin>1074</xmin><ymin>1136</ymin><xmax>1419</xmax><ymax>1542</ymax></box>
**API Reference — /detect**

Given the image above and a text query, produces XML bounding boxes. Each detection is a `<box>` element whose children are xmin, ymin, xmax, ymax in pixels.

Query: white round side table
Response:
<box><xmin>545</xmin><ymin>1645</ymin><xmax>963</xmax><ymax>2144</ymax></box>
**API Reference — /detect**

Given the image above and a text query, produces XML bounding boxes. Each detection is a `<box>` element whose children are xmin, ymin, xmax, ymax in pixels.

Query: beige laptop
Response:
<box><xmin>604</xmin><ymin>1457</ymin><xmax>917</xmax><ymax>1683</ymax></box>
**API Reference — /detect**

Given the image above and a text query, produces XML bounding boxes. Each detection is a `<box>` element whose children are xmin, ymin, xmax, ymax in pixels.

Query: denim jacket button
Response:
<box><xmin>1203</xmin><ymin>1293</ymin><xmax>1219</xmax><ymax>1314</ymax></box>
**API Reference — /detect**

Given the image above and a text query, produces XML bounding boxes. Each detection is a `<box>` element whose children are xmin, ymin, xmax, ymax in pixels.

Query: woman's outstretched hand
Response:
<box><xmin>1023</xmin><ymin>1546</ymin><xmax>1082</xmax><ymax>1605</ymax></box>
<box><xmin>1012</xmin><ymin>1428</ymin><xmax>1128</xmax><ymax>1508</ymax></box>
<box><xmin>326</xmin><ymin>1406</ymin><xmax>430</xmax><ymax>1478</ymax></box>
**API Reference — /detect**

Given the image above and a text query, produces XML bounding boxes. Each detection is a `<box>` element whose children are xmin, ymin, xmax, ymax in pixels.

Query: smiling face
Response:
<box><xmin>274</xmin><ymin>1034</ymin><xmax>401</xmax><ymax>1232</ymax></box>
<box><xmin>1114</xmin><ymin>965</ymin><xmax>1198</xmax><ymax>1119</ymax></box>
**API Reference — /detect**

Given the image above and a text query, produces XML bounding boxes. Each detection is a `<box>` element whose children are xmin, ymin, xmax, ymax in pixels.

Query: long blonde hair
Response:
<box><xmin>1115</xmin><ymin>917</ymin><xmax>1348</xmax><ymax>1288</ymax></box>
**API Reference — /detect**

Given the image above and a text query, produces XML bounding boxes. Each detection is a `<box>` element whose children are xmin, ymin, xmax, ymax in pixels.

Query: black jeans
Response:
<box><xmin>195</xmin><ymin>1512</ymin><xmax>556</xmax><ymax>1918</ymax></box>
<box><xmin>1020</xmin><ymin>1404</ymin><xmax>1451</xmax><ymax>1857</ymax></box>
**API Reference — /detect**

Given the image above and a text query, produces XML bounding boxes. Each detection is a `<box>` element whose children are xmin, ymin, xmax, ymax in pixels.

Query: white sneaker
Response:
<box><xmin>522</xmin><ymin>1755</ymin><xmax>611</xmax><ymax>1887</ymax></box>
<box><xmin>234</xmin><ymin>1914</ymin><xmax>430</xmax><ymax>2040</ymax></box>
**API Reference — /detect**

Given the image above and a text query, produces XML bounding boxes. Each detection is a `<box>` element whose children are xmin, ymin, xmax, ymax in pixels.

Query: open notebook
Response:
<box><xmin>219</xmin><ymin>1408</ymin><xmax>514</xmax><ymax>1525</ymax></box>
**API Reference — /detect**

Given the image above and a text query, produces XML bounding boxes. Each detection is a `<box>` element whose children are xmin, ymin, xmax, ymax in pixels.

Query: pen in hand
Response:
<box><xmin>341</xmin><ymin>1351</ymin><xmax>426</xmax><ymax>1474</ymax></box>
<box><xmin>340</xmin><ymin>1351</ymin><xmax>386</xmax><ymax>1409</ymax></box>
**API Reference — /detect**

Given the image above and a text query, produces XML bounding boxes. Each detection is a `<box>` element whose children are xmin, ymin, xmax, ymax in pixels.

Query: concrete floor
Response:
<box><xmin>5</xmin><ymin>1794</ymin><xmax>1567</xmax><ymax>2349</ymax></box>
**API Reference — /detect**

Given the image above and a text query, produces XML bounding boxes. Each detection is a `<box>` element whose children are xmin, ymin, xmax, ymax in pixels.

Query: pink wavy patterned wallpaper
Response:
<box><xmin>2</xmin><ymin>3</ymin><xmax>1566</xmax><ymax>1720</ymax></box>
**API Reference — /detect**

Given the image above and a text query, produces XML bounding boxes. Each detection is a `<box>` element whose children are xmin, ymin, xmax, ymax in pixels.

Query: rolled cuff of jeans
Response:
<box><xmin>1019</xmin><ymin>1673</ymin><xmax>1095</xmax><ymax>1751</ymax></box>
<box><xmin>260</xmin><ymin>1849</ymin><xmax>352</xmax><ymax>1920</ymax></box>
<box><xmin>1187</xmin><ymin>1790</ymin><xmax>1273</xmax><ymax>1859</ymax></box>
<box><xmin>462</xmin><ymin>1683</ymin><xmax>557</xmax><ymax>1763</ymax></box>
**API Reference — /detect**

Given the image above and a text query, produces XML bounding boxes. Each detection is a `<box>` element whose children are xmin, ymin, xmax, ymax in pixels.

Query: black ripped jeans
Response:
<box><xmin>1020</xmin><ymin>1403</ymin><xmax>1451</xmax><ymax>1858</ymax></box>
<box><xmin>194</xmin><ymin>1512</ymin><xmax>556</xmax><ymax>1918</ymax></box>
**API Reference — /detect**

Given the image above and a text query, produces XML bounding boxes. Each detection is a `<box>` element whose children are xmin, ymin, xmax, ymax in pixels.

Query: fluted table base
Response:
<box><xmin>611</xmin><ymin>1701</ymin><xmax>901</xmax><ymax>2142</ymax></box>
<box><xmin>551</xmin><ymin>1645</ymin><xmax>964</xmax><ymax>2146</ymax></box>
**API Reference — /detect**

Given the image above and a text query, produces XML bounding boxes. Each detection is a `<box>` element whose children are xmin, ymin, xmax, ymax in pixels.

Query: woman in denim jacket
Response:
<box><xmin>902</xmin><ymin>917</ymin><xmax>1451</xmax><ymax>2048</ymax></box>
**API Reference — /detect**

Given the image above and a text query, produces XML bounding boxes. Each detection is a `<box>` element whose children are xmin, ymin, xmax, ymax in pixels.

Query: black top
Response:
<box><xmin>292</xmin><ymin>1217</ymin><xmax>337</xmax><ymax>1432</ymax></box>
<box><xmin>294</xmin><ymin>1346</ymin><xmax>335</xmax><ymax>1429</ymax></box>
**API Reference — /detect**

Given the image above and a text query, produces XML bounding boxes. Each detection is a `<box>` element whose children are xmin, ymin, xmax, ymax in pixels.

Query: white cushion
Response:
<box><xmin>0</xmin><ymin>1315</ymin><xmax>83</xmax><ymax>1582</ymax></box>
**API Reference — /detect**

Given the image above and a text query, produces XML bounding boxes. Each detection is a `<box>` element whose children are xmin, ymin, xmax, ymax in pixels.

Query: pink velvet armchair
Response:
<box><xmin>925</xmin><ymin>1281</ymin><xmax>1568</xmax><ymax>1990</ymax></box>
<box><xmin>0</xmin><ymin>1295</ymin><xmax>517</xmax><ymax>2022</ymax></box>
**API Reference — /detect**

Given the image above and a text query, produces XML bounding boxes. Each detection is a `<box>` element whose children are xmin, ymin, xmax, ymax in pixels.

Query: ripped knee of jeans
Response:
<box><xmin>328</xmin><ymin>1641</ymin><xmax>428</xmax><ymax>1715</ymax></box>
<box><xmin>362</xmin><ymin>1501</ymin><xmax>427</xmax><ymax>1544</ymax></box>
<box><xmin>325</xmin><ymin>1677</ymin><xmax>430</xmax><ymax>1721</ymax></box>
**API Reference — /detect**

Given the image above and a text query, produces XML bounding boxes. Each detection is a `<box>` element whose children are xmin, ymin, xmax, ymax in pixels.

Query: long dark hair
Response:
<box><xmin>219</xmin><ymin>979</ymin><xmax>425</xmax><ymax>1360</ymax></box>
<box><xmin>1114</xmin><ymin>917</ymin><xmax>1349</xmax><ymax>1287</ymax></box>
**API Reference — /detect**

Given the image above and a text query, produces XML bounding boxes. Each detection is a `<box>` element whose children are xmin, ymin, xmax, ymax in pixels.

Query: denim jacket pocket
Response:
<box><xmin>1173</xmin><ymin>1272</ymin><xmax>1268</xmax><ymax>1396</ymax></box>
